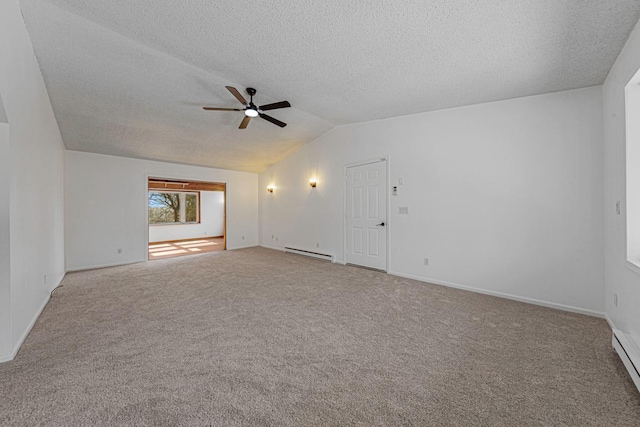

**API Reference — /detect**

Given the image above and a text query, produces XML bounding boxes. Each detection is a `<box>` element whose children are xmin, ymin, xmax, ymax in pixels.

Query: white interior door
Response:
<box><xmin>345</xmin><ymin>160</ymin><xmax>387</xmax><ymax>271</ymax></box>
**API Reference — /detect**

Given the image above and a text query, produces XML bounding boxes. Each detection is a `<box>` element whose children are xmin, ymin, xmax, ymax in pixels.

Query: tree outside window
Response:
<box><xmin>149</xmin><ymin>191</ymin><xmax>199</xmax><ymax>224</ymax></box>
<box><xmin>185</xmin><ymin>193</ymin><xmax>198</xmax><ymax>222</ymax></box>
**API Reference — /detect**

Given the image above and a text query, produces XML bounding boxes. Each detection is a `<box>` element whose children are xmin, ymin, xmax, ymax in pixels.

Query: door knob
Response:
<box><xmin>376</xmin><ymin>222</ymin><xmax>385</xmax><ymax>227</ymax></box>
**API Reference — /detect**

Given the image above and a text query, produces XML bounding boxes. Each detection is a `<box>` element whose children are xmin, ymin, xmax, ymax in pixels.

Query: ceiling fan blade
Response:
<box><xmin>203</xmin><ymin>107</ymin><xmax>242</xmax><ymax>111</ymax></box>
<box><xmin>259</xmin><ymin>113</ymin><xmax>287</xmax><ymax>128</ymax></box>
<box><xmin>226</xmin><ymin>86</ymin><xmax>248</xmax><ymax>105</ymax></box>
<box><xmin>239</xmin><ymin>115</ymin><xmax>252</xmax><ymax>129</ymax></box>
<box><xmin>259</xmin><ymin>101</ymin><xmax>291</xmax><ymax>111</ymax></box>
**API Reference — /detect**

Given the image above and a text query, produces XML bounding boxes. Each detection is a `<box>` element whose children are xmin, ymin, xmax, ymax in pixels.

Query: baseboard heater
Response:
<box><xmin>284</xmin><ymin>247</ymin><xmax>333</xmax><ymax>262</ymax></box>
<box><xmin>612</xmin><ymin>329</ymin><xmax>640</xmax><ymax>393</ymax></box>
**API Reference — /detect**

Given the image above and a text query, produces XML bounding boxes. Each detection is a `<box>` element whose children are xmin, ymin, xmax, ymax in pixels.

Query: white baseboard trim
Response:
<box><xmin>607</xmin><ymin>317</ymin><xmax>640</xmax><ymax>393</ymax></box>
<box><xmin>612</xmin><ymin>328</ymin><xmax>640</xmax><ymax>392</ymax></box>
<box><xmin>284</xmin><ymin>247</ymin><xmax>333</xmax><ymax>262</ymax></box>
<box><xmin>66</xmin><ymin>259</ymin><xmax>145</xmax><ymax>272</ymax></box>
<box><xmin>387</xmin><ymin>270</ymin><xmax>604</xmax><ymax>318</ymax></box>
<box><xmin>0</xmin><ymin>292</ymin><xmax>51</xmax><ymax>363</ymax></box>
<box><xmin>260</xmin><ymin>245</ymin><xmax>347</xmax><ymax>264</ymax></box>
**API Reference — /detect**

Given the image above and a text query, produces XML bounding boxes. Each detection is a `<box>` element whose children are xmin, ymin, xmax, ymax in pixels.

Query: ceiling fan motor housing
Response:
<box><xmin>203</xmin><ymin>86</ymin><xmax>289</xmax><ymax>128</ymax></box>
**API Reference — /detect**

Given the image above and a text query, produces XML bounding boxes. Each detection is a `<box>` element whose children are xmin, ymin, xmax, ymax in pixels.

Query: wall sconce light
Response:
<box><xmin>267</xmin><ymin>185</ymin><xmax>274</xmax><ymax>193</ymax></box>
<box><xmin>309</xmin><ymin>178</ymin><xmax>317</xmax><ymax>188</ymax></box>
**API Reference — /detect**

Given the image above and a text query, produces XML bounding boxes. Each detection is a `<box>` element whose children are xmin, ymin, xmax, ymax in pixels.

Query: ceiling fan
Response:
<box><xmin>203</xmin><ymin>86</ymin><xmax>291</xmax><ymax>129</ymax></box>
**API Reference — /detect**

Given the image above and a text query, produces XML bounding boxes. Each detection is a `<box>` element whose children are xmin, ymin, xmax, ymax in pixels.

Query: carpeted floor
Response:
<box><xmin>1</xmin><ymin>247</ymin><xmax>639</xmax><ymax>426</ymax></box>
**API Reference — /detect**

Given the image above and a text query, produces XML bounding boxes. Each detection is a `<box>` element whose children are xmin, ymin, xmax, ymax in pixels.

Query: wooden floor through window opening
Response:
<box><xmin>148</xmin><ymin>237</ymin><xmax>225</xmax><ymax>260</ymax></box>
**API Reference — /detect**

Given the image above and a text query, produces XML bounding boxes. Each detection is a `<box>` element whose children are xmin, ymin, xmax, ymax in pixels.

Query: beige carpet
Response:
<box><xmin>1</xmin><ymin>247</ymin><xmax>639</xmax><ymax>426</ymax></box>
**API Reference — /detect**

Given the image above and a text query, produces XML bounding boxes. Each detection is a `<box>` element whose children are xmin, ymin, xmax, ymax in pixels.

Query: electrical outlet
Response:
<box><xmin>44</xmin><ymin>274</ymin><xmax>47</xmax><ymax>285</ymax></box>
<box><xmin>242</xmin><ymin>236</ymin><xmax>245</xmax><ymax>240</ymax></box>
<box><xmin>117</xmin><ymin>248</ymin><xmax>122</xmax><ymax>254</ymax></box>
<box><xmin>398</xmin><ymin>177</ymin><xmax>404</xmax><ymax>185</ymax></box>
<box><xmin>271</xmin><ymin>234</ymin><xmax>274</xmax><ymax>239</ymax></box>
<box><xmin>616</xmin><ymin>201</ymin><xmax>621</xmax><ymax>215</ymax></box>
<box><xmin>614</xmin><ymin>292</ymin><xmax>618</xmax><ymax>307</ymax></box>
<box><xmin>316</xmin><ymin>243</ymin><xmax>320</xmax><ymax>248</ymax></box>
<box><xmin>423</xmin><ymin>258</ymin><xmax>429</xmax><ymax>266</ymax></box>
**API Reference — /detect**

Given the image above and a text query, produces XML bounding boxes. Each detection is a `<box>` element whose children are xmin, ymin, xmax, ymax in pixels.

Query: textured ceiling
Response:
<box><xmin>20</xmin><ymin>0</ymin><xmax>640</xmax><ymax>172</ymax></box>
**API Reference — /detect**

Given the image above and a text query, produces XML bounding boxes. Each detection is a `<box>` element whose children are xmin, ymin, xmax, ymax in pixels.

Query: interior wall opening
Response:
<box><xmin>147</xmin><ymin>177</ymin><xmax>226</xmax><ymax>261</ymax></box>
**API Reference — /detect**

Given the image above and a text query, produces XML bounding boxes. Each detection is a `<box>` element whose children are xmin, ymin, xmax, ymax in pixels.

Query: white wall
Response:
<box><xmin>149</xmin><ymin>191</ymin><xmax>225</xmax><ymax>242</ymax></box>
<box><xmin>0</xmin><ymin>93</ymin><xmax>7</xmax><ymax>122</ymax></box>
<box><xmin>625</xmin><ymin>78</ymin><xmax>640</xmax><ymax>267</ymax></box>
<box><xmin>603</xmin><ymin>19</ymin><xmax>640</xmax><ymax>354</ymax></box>
<box><xmin>0</xmin><ymin>122</ymin><xmax>11</xmax><ymax>358</ymax></box>
<box><xmin>260</xmin><ymin>87</ymin><xmax>604</xmax><ymax>315</ymax></box>
<box><xmin>65</xmin><ymin>151</ymin><xmax>257</xmax><ymax>271</ymax></box>
<box><xmin>0</xmin><ymin>0</ymin><xmax>66</xmax><ymax>361</ymax></box>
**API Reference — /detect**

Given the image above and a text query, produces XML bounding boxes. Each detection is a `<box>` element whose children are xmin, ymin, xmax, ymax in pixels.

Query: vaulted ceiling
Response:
<box><xmin>20</xmin><ymin>0</ymin><xmax>640</xmax><ymax>172</ymax></box>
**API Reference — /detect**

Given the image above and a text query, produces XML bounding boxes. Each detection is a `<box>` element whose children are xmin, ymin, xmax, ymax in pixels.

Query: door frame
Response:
<box><xmin>343</xmin><ymin>156</ymin><xmax>390</xmax><ymax>272</ymax></box>
<box><xmin>144</xmin><ymin>173</ymin><xmax>228</xmax><ymax>262</ymax></box>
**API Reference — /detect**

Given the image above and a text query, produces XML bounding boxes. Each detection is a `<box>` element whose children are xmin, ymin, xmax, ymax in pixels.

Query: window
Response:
<box><xmin>149</xmin><ymin>191</ymin><xmax>199</xmax><ymax>225</ymax></box>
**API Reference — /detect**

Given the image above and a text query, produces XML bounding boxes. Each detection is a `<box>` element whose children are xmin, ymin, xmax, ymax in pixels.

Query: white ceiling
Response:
<box><xmin>20</xmin><ymin>0</ymin><xmax>640</xmax><ymax>173</ymax></box>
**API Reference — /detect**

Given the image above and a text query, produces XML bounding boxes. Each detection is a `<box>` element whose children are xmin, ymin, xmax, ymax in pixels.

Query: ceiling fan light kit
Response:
<box><xmin>203</xmin><ymin>86</ymin><xmax>291</xmax><ymax>129</ymax></box>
